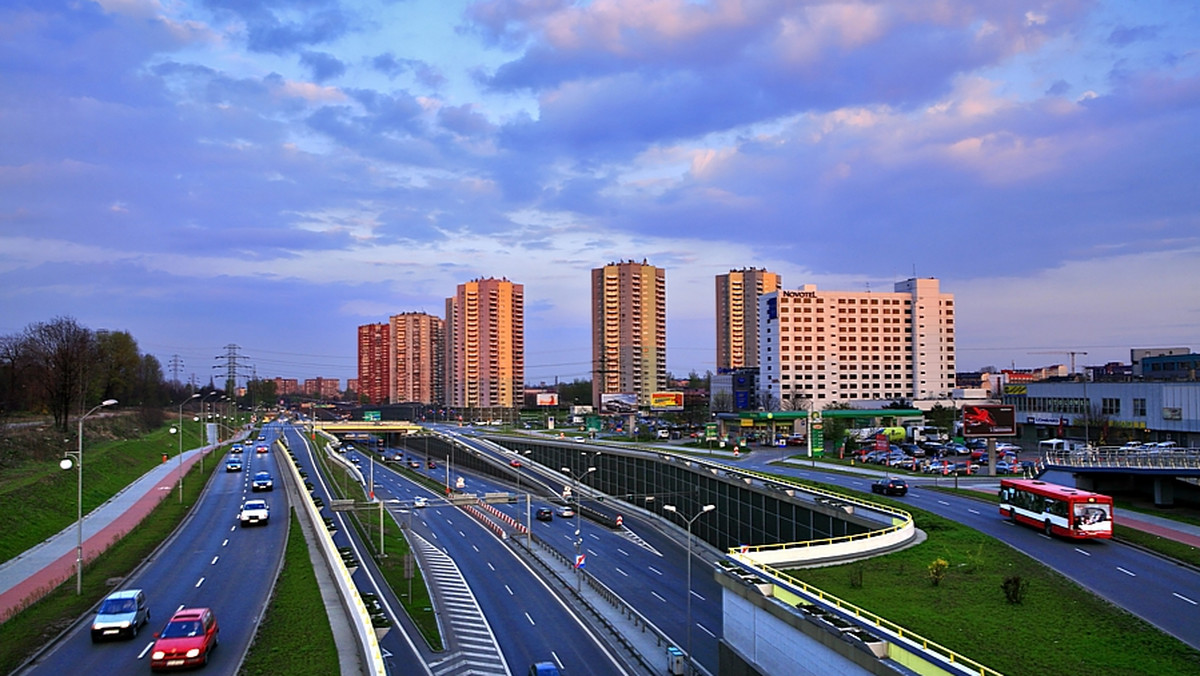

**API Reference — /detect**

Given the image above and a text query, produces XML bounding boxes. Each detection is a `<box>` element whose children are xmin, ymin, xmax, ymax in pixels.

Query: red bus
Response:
<box><xmin>998</xmin><ymin>479</ymin><xmax>1113</xmax><ymax>539</ymax></box>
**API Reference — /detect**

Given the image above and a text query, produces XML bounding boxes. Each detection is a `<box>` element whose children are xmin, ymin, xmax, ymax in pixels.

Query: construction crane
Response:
<box><xmin>1028</xmin><ymin>350</ymin><xmax>1089</xmax><ymax>376</ymax></box>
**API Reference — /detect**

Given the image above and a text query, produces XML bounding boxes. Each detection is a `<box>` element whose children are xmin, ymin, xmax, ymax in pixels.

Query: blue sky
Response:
<box><xmin>2</xmin><ymin>0</ymin><xmax>1198</xmax><ymax>387</ymax></box>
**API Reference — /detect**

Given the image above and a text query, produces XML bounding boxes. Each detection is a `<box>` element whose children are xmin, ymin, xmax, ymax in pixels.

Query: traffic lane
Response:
<box><xmin>23</xmin><ymin>448</ymin><xmax>289</xmax><ymax>676</ymax></box>
<box><xmin>405</xmin><ymin>492</ymin><xmax>632</xmax><ymax>675</ymax></box>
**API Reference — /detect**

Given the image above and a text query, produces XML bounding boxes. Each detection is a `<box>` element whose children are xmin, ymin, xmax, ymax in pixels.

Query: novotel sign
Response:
<box><xmin>781</xmin><ymin>290</ymin><xmax>817</xmax><ymax>299</ymax></box>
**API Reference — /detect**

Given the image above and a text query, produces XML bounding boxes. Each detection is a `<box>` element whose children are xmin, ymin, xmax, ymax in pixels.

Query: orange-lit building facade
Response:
<box><xmin>444</xmin><ymin>278</ymin><xmax>525</xmax><ymax>409</ymax></box>
<box><xmin>303</xmin><ymin>377</ymin><xmax>341</xmax><ymax>399</ymax></box>
<box><xmin>716</xmin><ymin>267</ymin><xmax>780</xmax><ymax>371</ymax></box>
<box><xmin>591</xmin><ymin>260</ymin><xmax>666</xmax><ymax>408</ymax></box>
<box><xmin>389</xmin><ymin>312</ymin><xmax>444</xmax><ymax>404</ymax></box>
<box><xmin>357</xmin><ymin>323</ymin><xmax>390</xmax><ymax>404</ymax></box>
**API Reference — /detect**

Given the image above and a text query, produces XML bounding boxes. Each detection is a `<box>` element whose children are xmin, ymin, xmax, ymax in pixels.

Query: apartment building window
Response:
<box><xmin>1133</xmin><ymin>398</ymin><xmax>1146</xmax><ymax>416</ymax></box>
<box><xmin>1101</xmin><ymin>398</ymin><xmax>1121</xmax><ymax>416</ymax></box>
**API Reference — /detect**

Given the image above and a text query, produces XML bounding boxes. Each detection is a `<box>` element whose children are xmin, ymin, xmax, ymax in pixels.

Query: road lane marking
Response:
<box><xmin>211</xmin><ymin>556</ymin><xmax>219</xmax><ymax>565</ymax></box>
<box><xmin>504</xmin><ymin>585</ymin><xmax>513</xmax><ymax>596</ymax></box>
<box><xmin>1117</xmin><ymin>567</ymin><xmax>1136</xmax><ymax>577</ymax></box>
<box><xmin>138</xmin><ymin>642</ymin><xmax>154</xmax><ymax>659</ymax></box>
<box><xmin>698</xmin><ymin>623</ymin><xmax>715</xmax><ymax>638</ymax></box>
<box><xmin>616</xmin><ymin>567</ymin><xmax>629</xmax><ymax>577</ymax></box>
<box><xmin>1173</xmin><ymin>592</ymin><xmax>1197</xmax><ymax>605</ymax></box>
<box><xmin>1074</xmin><ymin>548</ymin><xmax>1091</xmax><ymax>557</ymax></box>
<box><xmin>690</xmin><ymin>590</ymin><xmax>705</xmax><ymax>601</ymax></box>
<box><xmin>222</xmin><ymin>539</ymin><xmax>229</xmax><ymax>547</ymax></box>
<box><xmin>967</xmin><ymin>509</ymin><xmax>980</xmax><ymax>515</ymax></box>
<box><xmin>525</xmin><ymin>612</ymin><xmax>536</xmax><ymax>625</ymax></box>
<box><xmin>651</xmin><ymin>591</ymin><xmax>667</xmax><ymax>603</ymax></box>
<box><xmin>648</xmin><ymin>566</ymin><xmax>662</xmax><ymax>576</ymax></box>
<box><xmin>487</xmin><ymin>562</ymin><xmax>495</xmax><ymax>571</ymax></box>
<box><xmin>618</xmin><ymin>548</ymin><xmax>630</xmax><ymax>556</ymax></box>
<box><xmin>937</xmin><ymin>500</ymin><xmax>950</xmax><ymax>506</ymax></box>
<box><xmin>195</xmin><ymin>577</ymin><xmax>205</xmax><ymax>588</ymax></box>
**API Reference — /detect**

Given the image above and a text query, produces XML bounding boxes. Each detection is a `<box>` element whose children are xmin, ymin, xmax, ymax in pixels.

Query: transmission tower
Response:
<box><xmin>168</xmin><ymin>354</ymin><xmax>184</xmax><ymax>385</ymax></box>
<box><xmin>213</xmin><ymin>344</ymin><xmax>252</xmax><ymax>395</ymax></box>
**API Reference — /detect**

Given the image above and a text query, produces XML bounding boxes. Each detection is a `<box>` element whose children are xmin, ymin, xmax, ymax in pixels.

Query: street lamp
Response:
<box><xmin>60</xmin><ymin>398</ymin><xmax>117</xmax><ymax>595</ymax></box>
<box><xmin>663</xmin><ymin>503</ymin><xmax>716</xmax><ymax>674</ymax></box>
<box><xmin>172</xmin><ymin>393</ymin><xmax>200</xmax><ymax>503</ymax></box>
<box><xmin>561</xmin><ymin>465</ymin><xmax>596</xmax><ymax>591</ymax></box>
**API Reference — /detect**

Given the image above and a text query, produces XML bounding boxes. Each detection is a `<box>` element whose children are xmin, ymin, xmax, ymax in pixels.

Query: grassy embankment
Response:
<box><xmin>759</xmin><ymin>472</ymin><xmax>1200</xmax><ymax>676</ymax></box>
<box><xmin>0</xmin><ymin>418</ymin><xmax>226</xmax><ymax>674</ymax></box>
<box><xmin>240</xmin><ymin>509</ymin><xmax>340</xmax><ymax>676</ymax></box>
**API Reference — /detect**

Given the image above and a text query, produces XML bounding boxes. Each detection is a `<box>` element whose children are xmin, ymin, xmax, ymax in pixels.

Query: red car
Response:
<box><xmin>510</xmin><ymin>459</ymin><xmax>522</xmax><ymax>468</ymax></box>
<box><xmin>256</xmin><ymin>445</ymin><xmax>268</xmax><ymax>453</ymax></box>
<box><xmin>150</xmin><ymin>607</ymin><xmax>219</xmax><ymax>671</ymax></box>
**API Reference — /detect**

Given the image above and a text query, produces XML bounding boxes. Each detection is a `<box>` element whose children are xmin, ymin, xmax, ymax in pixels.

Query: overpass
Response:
<box><xmin>312</xmin><ymin>420</ymin><xmax>424</xmax><ymax>435</ymax></box>
<box><xmin>1042</xmin><ymin>447</ymin><xmax>1200</xmax><ymax>506</ymax></box>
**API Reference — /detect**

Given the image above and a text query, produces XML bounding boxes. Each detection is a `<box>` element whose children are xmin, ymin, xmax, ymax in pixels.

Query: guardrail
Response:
<box><xmin>277</xmin><ymin>436</ymin><xmax>387</xmax><ymax>675</ymax></box>
<box><xmin>1044</xmin><ymin>447</ymin><xmax>1200</xmax><ymax>471</ymax></box>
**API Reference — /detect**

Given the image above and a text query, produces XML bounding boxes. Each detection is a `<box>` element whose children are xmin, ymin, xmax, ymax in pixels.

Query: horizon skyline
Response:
<box><xmin>3</xmin><ymin>1</ymin><xmax>1197</xmax><ymax>387</ymax></box>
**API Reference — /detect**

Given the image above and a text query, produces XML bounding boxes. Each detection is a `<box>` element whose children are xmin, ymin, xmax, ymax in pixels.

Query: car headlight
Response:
<box><xmin>152</xmin><ymin>651</ymin><xmax>165</xmax><ymax>660</ymax></box>
<box><xmin>119</xmin><ymin>621</ymin><xmax>130</xmax><ymax>628</ymax></box>
<box><xmin>186</xmin><ymin>648</ymin><xmax>201</xmax><ymax>658</ymax></box>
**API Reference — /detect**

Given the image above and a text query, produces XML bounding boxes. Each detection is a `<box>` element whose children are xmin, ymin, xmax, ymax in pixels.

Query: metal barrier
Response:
<box><xmin>1043</xmin><ymin>447</ymin><xmax>1200</xmax><ymax>471</ymax></box>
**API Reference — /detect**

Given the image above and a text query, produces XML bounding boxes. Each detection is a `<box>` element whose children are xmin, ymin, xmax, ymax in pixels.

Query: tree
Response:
<box><xmin>821</xmin><ymin>401</ymin><xmax>855</xmax><ymax>454</ymax></box>
<box><xmin>93</xmin><ymin>330</ymin><xmax>142</xmax><ymax>405</ymax></box>
<box><xmin>926</xmin><ymin>404</ymin><xmax>956</xmax><ymax>436</ymax></box>
<box><xmin>24</xmin><ymin>317</ymin><xmax>95</xmax><ymax>431</ymax></box>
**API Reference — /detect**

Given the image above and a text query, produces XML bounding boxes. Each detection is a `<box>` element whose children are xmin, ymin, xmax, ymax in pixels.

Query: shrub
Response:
<box><xmin>1002</xmin><ymin>575</ymin><xmax>1029</xmax><ymax>604</ymax></box>
<box><xmin>928</xmin><ymin>558</ymin><xmax>948</xmax><ymax>586</ymax></box>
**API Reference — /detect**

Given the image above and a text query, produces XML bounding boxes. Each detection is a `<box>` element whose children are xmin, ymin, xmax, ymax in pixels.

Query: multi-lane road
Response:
<box><xmin>20</xmin><ymin>427</ymin><xmax>290</xmax><ymax>676</ymax></box>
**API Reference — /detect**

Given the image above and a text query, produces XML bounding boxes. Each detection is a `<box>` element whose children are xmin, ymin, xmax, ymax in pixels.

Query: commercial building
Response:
<box><xmin>356</xmin><ymin>323</ymin><xmax>390</xmax><ymax>404</ymax></box>
<box><xmin>388</xmin><ymin>312</ymin><xmax>444</xmax><ymax>405</ymax></box>
<box><xmin>716</xmin><ymin>267</ymin><xmax>781</xmax><ymax>371</ymax></box>
<box><xmin>444</xmin><ymin>277</ymin><xmax>525</xmax><ymax>410</ymax></box>
<box><xmin>591</xmin><ymin>260</ymin><xmax>666</xmax><ymax>408</ymax></box>
<box><xmin>758</xmin><ymin>278</ymin><xmax>956</xmax><ymax>408</ymax></box>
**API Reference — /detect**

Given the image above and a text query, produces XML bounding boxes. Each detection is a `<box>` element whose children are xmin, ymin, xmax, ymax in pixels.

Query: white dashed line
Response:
<box><xmin>1116</xmin><ymin>567</ymin><xmax>1136</xmax><ymax>577</ymax></box>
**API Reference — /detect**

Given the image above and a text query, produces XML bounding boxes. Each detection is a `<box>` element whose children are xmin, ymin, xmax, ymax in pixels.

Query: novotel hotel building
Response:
<box><xmin>758</xmin><ymin>278</ymin><xmax>957</xmax><ymax>408</ymax></box>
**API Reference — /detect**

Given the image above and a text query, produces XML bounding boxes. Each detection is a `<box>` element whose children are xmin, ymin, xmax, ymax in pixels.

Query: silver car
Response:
<box><xmin>91</xmin><ymin>588</ymin><xmax>149</xmax><ymax>641</ymax></box>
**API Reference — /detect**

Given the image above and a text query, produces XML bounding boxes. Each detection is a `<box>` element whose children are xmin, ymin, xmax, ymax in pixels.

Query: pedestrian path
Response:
<box><xmin>0</xmin><ymin>445</ymin><xmax>216</xmax><ymax>622</ymax></box>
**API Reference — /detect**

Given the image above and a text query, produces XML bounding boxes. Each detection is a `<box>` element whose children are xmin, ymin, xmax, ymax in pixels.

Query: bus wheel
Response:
<box><xmin>1044</xmin><ymin>520</ymin><xmax>1053</xmax><ymax>536</ymax></box>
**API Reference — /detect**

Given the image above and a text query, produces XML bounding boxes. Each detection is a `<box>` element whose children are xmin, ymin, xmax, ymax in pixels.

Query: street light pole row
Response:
<box><xmin>663</xmin><ymin>503</ymin><xmax>716</xmax><ymax>675</ymax></box>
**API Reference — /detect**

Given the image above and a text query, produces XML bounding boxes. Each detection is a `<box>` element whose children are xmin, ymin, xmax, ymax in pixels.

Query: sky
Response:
<box><xmin>2</xmin><ymin>0</ymin><xmax>1198</xmax><ymax>388</ymax></box>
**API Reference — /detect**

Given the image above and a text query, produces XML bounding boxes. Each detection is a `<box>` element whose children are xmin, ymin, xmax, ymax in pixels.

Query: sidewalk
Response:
<box><xmin>0</xmin><ymin>445</ymin><xmax>217</xmax><ymax>622</ymax></box>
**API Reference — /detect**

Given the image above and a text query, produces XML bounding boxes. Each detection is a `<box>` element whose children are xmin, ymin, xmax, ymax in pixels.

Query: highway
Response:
<box><xmin>360</xmin><ymin>427</ymin><xmax>725</xmax><ymax>674</ymax></box>
<box><xmin>20</xmin><ymin>427</ymin><xmax>290</xmax><ymax>676</ymax></box>
<box><xmin>337</xmin><ymin>440</ymin><xmax>642</xmax><ymax>675</ymax></box>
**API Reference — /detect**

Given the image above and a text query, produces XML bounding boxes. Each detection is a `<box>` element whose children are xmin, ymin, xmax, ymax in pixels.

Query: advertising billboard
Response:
<box><xmin>962</xmin><ymin>404</ymin><xmax>1016</xmax><ymax>437</ymax></box>
<box><xmin>650</xmin><ymin>391</ymin><xmax>684</xmax><ymax>411</ymax></box>
<box><xmin>536</xmin><ymin>393</ymin><xmax>559</xmax><ymax>406</ymax></box>
<box><xmin>600</xmin><ymin>392</ymin><xmax>638</xmax><ymax>413</ymax></box>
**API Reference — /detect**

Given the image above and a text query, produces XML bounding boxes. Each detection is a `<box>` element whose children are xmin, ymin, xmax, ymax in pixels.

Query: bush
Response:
<box><xmin>928</xmin><ymin>558</ymin><xmax>948</xmax><ymax>586</ymax></box>
<box><xmin>1002</xmin><ymin>575</ymin><xmax>1029</xmax><ymax>604</ymax></box>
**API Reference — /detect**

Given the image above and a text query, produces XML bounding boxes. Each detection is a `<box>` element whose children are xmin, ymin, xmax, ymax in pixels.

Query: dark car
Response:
<box><xmin>870</xmin><ymin>477</ymin><xmax>909</xmax><ymax>496</ymax></box>
<box><xmin>251</xmin><ymin>471</ymin><xmax>273</xmax><ymax>492</ymax></box>
<box><xmin>427</xmin><ymin>460</ymin><xmax>437</xmax><ymax>469</ymax></box>
<box><xmin>535</xmin><ymin>507</ymin><xmax>553</xmax><ymax>522</ymax></box>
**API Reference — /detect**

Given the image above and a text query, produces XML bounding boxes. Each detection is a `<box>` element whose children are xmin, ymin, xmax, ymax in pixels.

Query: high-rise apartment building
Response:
<box><xmin>591</xmin><ymin>260</ymin><xmax>666</xmax><ymax>408</ymax></box>
<box><xmin>716</xmin><ymin>267</ymin><xmax>780</xmax><ymax>371</ymax></box>
<box><xmin>759</xmin><ymin>278</ymin><xmax>955</xmax><ymax>408</ymax></box>
<box><xmin>444</xmin><ymin>278</ymin><xmax>525</xmax><ymax>410</ymax></box>
<box><xmin>388</xmin><ymin>312</ymin><xmax>445</xmax><ymax>404</ymax></box>
<box><xmin>303</xmin><ymin>377</ymin><xmax>341</xmax><ymax>399</ymax></box>
<box><xmin>357</xmin><ymin>323</ymin><xmax>390</xmax><ymax>404</ymax></box>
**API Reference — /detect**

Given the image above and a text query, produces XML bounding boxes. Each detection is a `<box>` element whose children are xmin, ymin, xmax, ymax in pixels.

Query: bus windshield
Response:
<box><xmin>1074</xmin><ymin>503</ymin><xmax>1110</xmax><ymax>526</ymax></box>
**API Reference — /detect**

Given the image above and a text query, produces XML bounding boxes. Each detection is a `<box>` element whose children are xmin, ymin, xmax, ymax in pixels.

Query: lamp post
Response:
<box><xmin>663</xmin><ymin>503</ymin><xmax>716</xmax><ymax>674</ymax></box>
<box><xmin>561</xmin><ymin>464</ymin><xmax>596</xmax><ymax>591</ymax></box>
<box><xmin>61</xmin><ymin>398</ymin><xmax>117</xmax><ymax>595</ymax></box>
<box><xmin>173</xmin><ymin>393</ymin><xmax>200</xmax><ymax>503</ymax></box>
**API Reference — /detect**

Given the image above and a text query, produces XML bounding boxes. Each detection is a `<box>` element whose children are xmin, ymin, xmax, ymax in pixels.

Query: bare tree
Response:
<box><xmin>25</xmin><ymin>317</ymin><xmax>95</xmax><ymax>432</ymax></box>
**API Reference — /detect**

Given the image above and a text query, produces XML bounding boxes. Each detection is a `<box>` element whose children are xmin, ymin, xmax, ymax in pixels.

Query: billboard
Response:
<box><xmin>962</xmin><ymin>404</ymin><xmax>1016</xmax><ymax>437</ymax></box>
<box><xmin>536</xmin><ymin>393</ymin><xmax>559</xmax><ymax>406</ymax></box>
<box><xmin>650</xmin><ymin>391</ymin><xmax>684</xmax><ymax>411</ymax></box>
<box><xmin>600</xmin><ymin>392</ymin><xmax>638</xmax><ymax>413</ymax></box>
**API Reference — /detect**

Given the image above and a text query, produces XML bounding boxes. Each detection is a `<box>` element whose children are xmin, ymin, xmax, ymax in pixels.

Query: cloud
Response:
<box><xmin>300</xmin><ymin>50</ymin><xmax>347</xmax><ymax>82</ymax></box>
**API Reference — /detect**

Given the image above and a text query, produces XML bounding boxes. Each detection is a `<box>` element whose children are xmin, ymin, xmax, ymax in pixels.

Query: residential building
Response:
<box><xmin>303</xmin><ymin>377</ymin><xmax>340</xmax><ymax>399</ymax></box>
<box><xmin>357</xmin><ymin>323</ymin><xmax>390</xmax><ymax>404</ymax></box>
<box><xmin>716</xmin><ymin>268</ymin><xmax>780</xmax><ymax>371</ymax></box>
<box><xmin>272</xmin><ymin>377</ymin><xmax>299</xmax><ymax>396</ymax></box>
<box><xmin>758</xmin><ymin>277</ymin><xmax>956</xmax><ymax>408</ymax></box>
<box><xmin>591</xmin><ymin>260</ymin><xmax>666</xmax><ymax>408</ymax></box>
<box><xmin>444</xmin><ymin>277</ymin><xmax>525</xmax><ymax>410</ymax></box>
<box><xmin>388</xmin><ymin>312</ymin><xmax>445</xmax><ymax>404</ymax></box>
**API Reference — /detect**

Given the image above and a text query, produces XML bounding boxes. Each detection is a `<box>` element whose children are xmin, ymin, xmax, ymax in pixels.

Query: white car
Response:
<box><xmin>413</xmin><ymin>496</ymin><xmax>428</xmax><ymax>509</ymax></box>
<box><xmin>239</xmin><ymin>499</ymin><xmax>270</xmax><ymax>526</ymax></box>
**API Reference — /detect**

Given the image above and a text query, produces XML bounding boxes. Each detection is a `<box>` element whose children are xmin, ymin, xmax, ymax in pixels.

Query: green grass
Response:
<box><xmin>787</xmin><ymin>504</ymin><xmax>1200</xmax><ymax>676</ymax></box>
<box><xmin>0</xmin><ymin>447</ymin><xmax>220</xmax><ymax>674</ymax></box>
<box><xmin>240</xmin><ymin>509</ymin><xmax>340</xmax><ymax>676</ymax></box>
<box><xmin>0</xmin><ymin>421</ymin><xmax>209</xmax><ymax>563</ymax></box>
